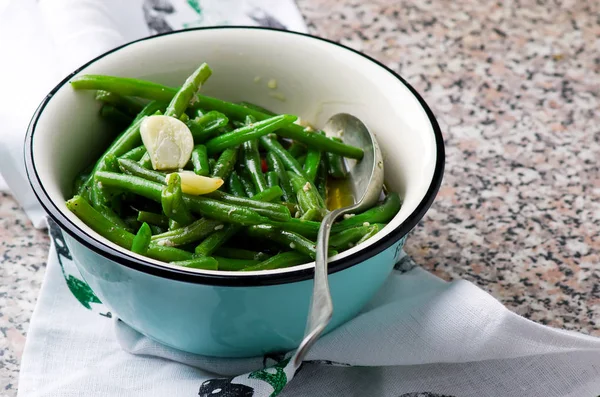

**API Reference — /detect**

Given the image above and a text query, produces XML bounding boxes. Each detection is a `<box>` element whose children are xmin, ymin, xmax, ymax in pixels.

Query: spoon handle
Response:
<box><xmin>292</xmin><ymin>207</ymin><xmax>346</xmax><ymax>369</ymax></box>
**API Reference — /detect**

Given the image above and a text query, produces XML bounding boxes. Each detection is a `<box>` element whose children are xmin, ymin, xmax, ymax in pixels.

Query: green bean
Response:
<box><xmin>303</xmin><ymin>148</ymin><xmax>322</xmax><ymax>183</ymax></box>
<box><xmin>214</xmin><ymin>256</ymin><xmax>260</xmax><ymax>271</ymax></box>
<box><xmin>227</xmin><ymin>171</ymin><xmax>246</xmax><ymax>197</ymax></box>
<box><xmin>299</xmin><ymin>208</ymin><xmax>321</xmax><ymax>222</ymax></box>
<box><xmin>70</xmin><ymin>75</ymin><xmax>177</xmax><ymax>101</ymax></box>
<box><xmin>100</xmin><ymin>105</ymin><xmax>133</xmax><ymax>126</ymax></box>
<box><xmin>172</xmin><ymin>257</ymin><xmax>218</xmax><ymax>270</ymax></box>
<box><xmin>211</xmin><ymin>147</ymin><xmax>238</xmax><ymax>179</ymax></box>
<box><xmin>95</xmin><ymin>90</ymin><xmax>145</xmax><ymax>115</ymax></box>
<box><xmin>287</xmin><ymin>172</ymin><xmax>326</xmax><ymax>221</ymax></box>
<box><xmin>137</xmin><ymin>210</ymin><xmax>169</xmax><ymax>228</ymax></box>
<box><xmin>187</xmin><ymin>110</ymin><xmax>229</xmax><ymax>142</ymax></box>
<box><xmin>91</xmin><ymin>154</ymin><xmax>120</xmax><ymax>206</ymax></box>
<box><xmin>327</xmin><ymin>137</ymin><xmax>348</xmax><ymax>178</ymax></box>
<box><xmin>73</xmin><ymin>173</ymin><xmax>88</xmax><ymax>195</ymax></box>
<box><xmin>242</xmin><ymin>139</ymin><xmax>268</xmax><ymax>192</ymax></box>
<box><xmin>331</xmin><ymin>193</ymin><xmax>401</xmax><ymax>233</ymax></box>
<box><xmin>161</xmin><ymin>173</ymin><xmax>194</xmax><ymax>226</ymax></box>
<box><xmin>287</xmin><ymin>142</ymin><xmax>306</xmax><ymax>158</ymax></box>
<box><xmin>238</xmin><ymin>101</ymin><xmax>276</xmax><ymax>116</ymax></box>
<box><xmin>246</xmin><ymin>225</ymin><xmax>319</xmax><ymax>259</ymax></box>
<box><xmin>131</xmin><ymin>222</ymin><xmax>152</xmax><ymax>254</ymax></box>
<box><xmin>71</xmin><ymin>75</ymin><xmax>365</xmax><ymax>159</ymax></box>
<box><xmin>208</xmin><ymin>158</ymin><xmax>217</xmax><ymax>174</ymax></box>
<box><xmin>66</xmin><ymin>195</ymin><xmax>192</xmax><ymax>262</ymax></box>
<box><xmin>118</xmin><ymin>158</ymin><xmax>166</xmax><ymax>184</ymax></box>
<box><xmin>259</xmin><ymin>135</ymin><xmax>305</xmax><ymax>177</ymax></box>
<box><xmin>356</xmin><ymin>224</ymin><xmax>382</xmax><ymax>245</ymax></box>
<box><xmin>95</xmin><ymin>172</ymin><xmax>275</xmax><ymax>225</ymax></box>
<box><xmin>266</xmin><ymin>152</ymin><xmax>296</xmax><ymax>204</ymax></box>
<box><xmin>191</xmin><ymin>145</ymin><xmax>210</xmax><ymax>176</ymax></box>
<box><xmin>138</xmin><ymin>152</ymin><xmax>153</xmax><ymax>169</ymax></box>
<box><xmin>151</xmin><ymin>218</ymin><xmax>222</xmax><ymax>246</ymax></box>
<box><xmin>266</xmin><ymin>171</ymin><xmax>278</xmax><ymax>189</ymax></box>
<box><xmin>164</xmin><ymin>63</ymin><xmax>212</xmax><ymax>118</ymax></box>
<box><xmin>195</xmin><ymin>224</ymin><xmax>240</xmax><ymax>256</ymax></box>
<box><xmin>213</xmin><ymin>247</ymin><xmax>271</xmax><ymax>261</ymax></box>
<box><xmin>238</xmin><ymin>167</ymin><xmax>256</xmax><ymax>197</ymax></box>
<box><xmin>207</xmin><ymin>186</ymin><xmax>289</xmax><ymax>221</ymax></box>
<box><xmin>242</xmin><ymin>251</ymin><xmax>310</xmax><ymax>272</ymax></box>
<box><xmin>119</xmin><ymin>145</ymin><xmax>147</xmax><ymax>161</ymax></box>
<box><xmin>205</xmin><ymin>115</ymin><xmax>296</xmax><ymax>155</ymax></box>
<box><xmin>78</xmin><ymin>100</ymin><xmax>162</xmax><ymax>200</ymax></box>
<box><xmin>315</xmin><ymin>155</ymin><xmax>328</xmax><ymax>202</ymax></box>
<box><xmin>271</xmin><ymin>218</ymin><xmax>321</xmax><ymax>239</ymax></box>
<box><xmin>179</xmin><ymin>113</ymin><xmax>190</xmax><ymax>123</ymax></box>
<box><xmin>329</xmin><ymin>224</ymin><xmax>382</xmax><ymax>250</ymax></box>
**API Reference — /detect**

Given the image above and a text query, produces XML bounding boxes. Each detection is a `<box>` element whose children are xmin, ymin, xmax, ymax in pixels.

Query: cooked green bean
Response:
<box><xmin>131</xmin><ymin>222</ymin><xmax>152</xmax><ymax>254</ymax></box>
<box><xmin>246</xmin><ymin>225</ymin><xmax>319</xmax><ymax>259</ymax></box>
<box><xmin>211</xmin><ymin>147</ymin><xmax>238</xmax><ymax>179</ymax></box>
<box><xmin>214</xmin><ymin>256</ymin><xmax>260</xmax><ymax>271</ymax></box>
<box><xmin>205</xmin><ymin>115</ymin><xmax>296</xmax><ymax>155</ymax></box>
<box><xmin>138</xmin><ymin>152</ymin><xmax>153</xmax><ymax>169</ymax></box>
<box><xmin>137</xmin><ymin>211</ymin><xmax>169</xmax><ymax>228</ymax></box>
<box><xmin>213</xmin><ymin>247</ymin><xmax>271</xmax><ymax>261</ymax></box>
<box><xmin>120</xmin><ymin>145</ymin><xmax>147</xmax><ymax>161</ymax></box>
<box><xmin>96</xmin><ymin>90</ymin><xmax>145</xmax><ymax>115</ymax></box>
<box><xmin>207</xmin><ymin>187</ymin><xmax>289</xmax><ymax>221</ymax></box>
<box><xmin>152</xmin><ymin>218</ymin><xmax>222</xmax><ymax>246</ymax></box>
<box><xmin>331</xmin><ymin>193</ymin><xmax>401</xmax><ymax>233</ymax></box>
<box><xmin>164</xmin><ymin>63</ymin><xmax>212</xmax><ymax>118</ymax></box>
<box><xmin>172</xmin><ymin>257</ymin><xmax>219</xmax><ymax>270</ymax></box>
<box><xmin>266</xmin><ymin>152</ymin><xmax>296</xmax><ymax>204</ymax></box>
<box><xmin>287</xmin><ymin>172</ymin><xmax>326</xmax><ymax>221</ymax></box>
<box><xmin>315</xmin><ymin>155</ymin><xmax>328</xmax><ymax>201</ymax></box>
<box><xmin>242</xmin><ymin>139</ymin><xmax>268</xmax><ymax>192</ymax></box>
<box><xmin>195</xmin><ymin>224</ymin><xmax>240</xmax><ymax>256</ymax></box>
<box><xmin>161</xmin><ymin>173</ymin><xmax>194</xmax><ymax>226</ymax></box>
<box><xmin>238</xmin><ymin>167</ymin><xmax>256</xmax><ymax>197</ymax></box>
<box><xmin>242</xmin><ymin>251</ymin><xmax>310</xmax><ymax>272</ymax></box>
<box><xmin>118</xmin><ymin>158</ymin><xmax>166</xmax><ymax>184</ymax></box>
<box><xmin>329</xmin><ymin>224</ymin><xmax>382</xmax><ymax>250</ymax></box>
<box><xmin>191</xmin><ymin>145</ymin><xmax>210</xmax><ymax>176</ymax></box>
<box><xmin>303</xmin><ymin>147</ymin><xmax>322</xmax><ymax>183</ymax></box>
<box><xmin>266</xmin><ymin>171</ymin><xmax>278</xmax><ymax>189</ymax></box>
<box><xmin>227</xmin><ymin>171</ymin><xmax>246</xmax><ymax>197</ymax></box>
<box><xmin>187</xmin><ymin>110</ymin><xmax>229</xmax><ymax>142</ymax></box>
<box><xmin>327</xmin><ymin>137</ymin><xmax>349</xmax><ymax>178</ymax></box>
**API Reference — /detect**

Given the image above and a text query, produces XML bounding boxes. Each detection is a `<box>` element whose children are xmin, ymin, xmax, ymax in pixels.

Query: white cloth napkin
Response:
<box><xmin>5</xmin><ymin>1</ymin><xmax>600</xmax><ymax>396</ymax></box>
<box><xmin>18</xmin><ymin>220</ymin><xmax>600</xmax><ymax>396</ymax></box>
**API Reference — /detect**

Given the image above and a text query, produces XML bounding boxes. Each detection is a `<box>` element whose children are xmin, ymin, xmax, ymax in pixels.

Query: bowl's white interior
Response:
<box><xmin>32</xmin><ymin>28</ymin><xmax>438</xmax><ymax>276</ymax></box>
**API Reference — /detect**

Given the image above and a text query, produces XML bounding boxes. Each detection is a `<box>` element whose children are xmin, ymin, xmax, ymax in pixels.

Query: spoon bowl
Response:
<box><xmin>292</xmin><ymin>113</ymin><xmax>384</xmax><ymax>368</ymax></box>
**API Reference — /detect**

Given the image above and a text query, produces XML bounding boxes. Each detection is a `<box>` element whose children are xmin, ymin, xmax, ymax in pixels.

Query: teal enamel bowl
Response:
<box><xmin>25</xmin><ymin>27</ymin><xmax>444</xmax><ymax>357</ymax></box>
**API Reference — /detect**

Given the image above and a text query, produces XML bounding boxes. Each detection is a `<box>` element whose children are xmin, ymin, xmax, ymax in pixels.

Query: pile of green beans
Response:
<box><xmin>66</xmin><ymin>63</ymin><xmax>402</xmax><ymax>271</ymax></box>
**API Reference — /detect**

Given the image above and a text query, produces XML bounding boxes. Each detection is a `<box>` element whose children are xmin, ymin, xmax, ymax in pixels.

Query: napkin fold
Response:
<box><xmin>18</xmin><ymin>221</ymin><xmax>600</xmax><ymax>397</ymax></box>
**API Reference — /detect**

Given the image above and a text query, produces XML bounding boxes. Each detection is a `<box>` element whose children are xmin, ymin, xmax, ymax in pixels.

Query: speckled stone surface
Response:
<box><xmin>1</xmin><ymin>0</ymin><xmax>599</xmax><ymax>395</ymax></box>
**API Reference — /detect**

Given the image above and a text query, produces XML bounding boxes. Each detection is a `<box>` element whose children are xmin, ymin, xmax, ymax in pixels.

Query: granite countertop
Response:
<box><xmin>1</xmin><ymin>0</ymin><xmax>599</xmax><ymax>394</ymax></box>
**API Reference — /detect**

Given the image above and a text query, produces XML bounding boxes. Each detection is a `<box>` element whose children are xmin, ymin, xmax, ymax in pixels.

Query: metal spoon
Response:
<box><xmin>291</xmin><ymin>113</ymin><xmax>384</xmax><ymax>369</ymax></box>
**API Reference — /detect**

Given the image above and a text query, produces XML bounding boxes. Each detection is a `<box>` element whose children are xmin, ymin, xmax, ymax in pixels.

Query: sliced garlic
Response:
<box><xmin>140</xmin><ymin>115</ymin><xmax>194</xmax><ymax>170</ymax></box>
<box><xmin>166</xmin><ymin>171</ymin><xmax>224</xmax><ymax>195</ymax></box>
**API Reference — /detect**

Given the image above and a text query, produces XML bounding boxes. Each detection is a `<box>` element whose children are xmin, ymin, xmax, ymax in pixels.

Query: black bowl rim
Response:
<box><xmin>24</xmin><ymin>26</ymin><xmax>445</xmax><ymax>287</ymax></box>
